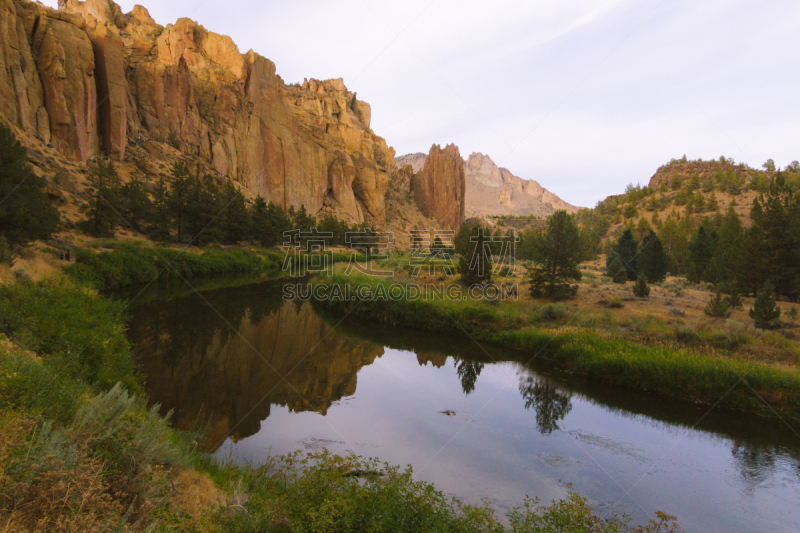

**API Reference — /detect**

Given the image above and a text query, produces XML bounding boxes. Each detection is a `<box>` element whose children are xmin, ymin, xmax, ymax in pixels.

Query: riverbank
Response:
<box><xmin>311</xmin><ymin>272</ymin><xmax>800</xmax><ymax>421</ymax></box>
<box><xmin>0</xmin><ymin>246</ymin><xmax>682</xmax><ymax>531</ymax></box>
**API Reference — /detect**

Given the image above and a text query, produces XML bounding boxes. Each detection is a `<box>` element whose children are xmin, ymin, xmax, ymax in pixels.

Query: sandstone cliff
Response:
<box><xmin>409</xmin><ymin>144</ymin><xmax>466</xmax><ymax>231</ymax></box>
<box><xmin>0</xmin><ymin>0</ymin><xmax>393</xmax><ymax>224</ymax></box>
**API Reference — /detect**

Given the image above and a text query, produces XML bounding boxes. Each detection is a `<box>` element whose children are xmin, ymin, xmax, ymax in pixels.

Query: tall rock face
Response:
<box><xmin>464</xmin><ymin>153</ymin><xmax>578</xmax><ymax>217</ymax></box>
<box><xmin>410</xmin><ymin>144</ymin><xmax>465</xmax><ymax>231</ymax></box>
<box><xmin>0</xmin><ymin>0</ymin><xmax>392</xmax><ymax>223</ymax></box>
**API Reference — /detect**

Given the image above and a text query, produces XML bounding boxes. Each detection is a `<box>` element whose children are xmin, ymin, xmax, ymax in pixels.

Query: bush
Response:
<box><xmin>0</xmin><ymin>280</ymin><xmax>137</xmax><ymax>392</ymax></box>
<box><xmin>538</xmin><ymin>303</ymin><xmax>569</xmax><ymax>321</ymax></box>
<box><xmin>704</xmin><ymin>289</ymin><xmax>732</xmax><ymax>318</ymax></box>
<box><xmin>632</xmin><ymin>275</ymin><xmax>650</xmax><ymax>298</ymax></box>
<box><xmin>750</xmin><ymin>280</ymin><xmax>781</xmax><ymax>329</ymax></box>
<box><xmin>0</xmin><ymin>235</ymin><xmax>14</xmax><ymax>266</ymax></box>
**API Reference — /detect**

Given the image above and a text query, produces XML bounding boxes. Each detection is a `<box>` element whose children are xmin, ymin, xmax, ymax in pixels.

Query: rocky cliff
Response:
<box><xmin>409</xmin><ymin>144</ymin><xmax>465</xmax><ymax>231</ymax></box>
<box><xmin>464</xmin><ymin>152</ymin><xmax>578</xmax><ymax>217</ymax></box>
<box><xmin>398</xmin><ymin>151</ymin><xmax>578</xmax><ymax>218</ymax></box>
<box><xmin>0</xmin><ymin>0</ymin><xmax>393</xmax><ymax>224</ymax></box>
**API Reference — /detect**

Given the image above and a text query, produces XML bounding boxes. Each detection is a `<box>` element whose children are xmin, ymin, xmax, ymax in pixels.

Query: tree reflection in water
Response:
<box><xmin>454</xmin><ymin>358</ymin><xmax>484</xmax><ymax>395</ymax></box>
<box><xmin>519</xmin><ymin>375</ymin><xmax>572</xmax><ymax>434</ymax></box>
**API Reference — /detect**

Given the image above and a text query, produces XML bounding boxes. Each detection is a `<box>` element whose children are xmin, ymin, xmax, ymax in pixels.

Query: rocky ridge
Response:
<box><xmin>0</xmin><ymin>0</ymin><xmax>393</xmax><ymax>224</ymax></box>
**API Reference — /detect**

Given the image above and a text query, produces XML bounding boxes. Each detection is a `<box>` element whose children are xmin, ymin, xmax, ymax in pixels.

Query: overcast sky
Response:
<box><xmin>44</xmin><ymin>0</ymin><xmax>800</xmax><ymax>207</ymax></box>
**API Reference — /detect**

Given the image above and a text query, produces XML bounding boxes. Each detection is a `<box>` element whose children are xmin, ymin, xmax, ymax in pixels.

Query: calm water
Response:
<box><xmin>125</xmin><ymin>280</ymin><xmax>800</xmax><ymax>532</ymax></box>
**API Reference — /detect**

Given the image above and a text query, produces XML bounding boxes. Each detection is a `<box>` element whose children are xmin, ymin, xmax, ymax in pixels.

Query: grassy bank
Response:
<box><xmin>312</xmin><ymin>273</ymin><xmax>800</xmax><ymax>421</ymax></box>
<box><xmin>65</xmin><ymin>242</ymin><xmax>360</xmax><ymax>293</ymax></box>
<box><xmin>0</xmin><ymin>273</ymin><xmax>681</xmax><ymax>531</ymax></box>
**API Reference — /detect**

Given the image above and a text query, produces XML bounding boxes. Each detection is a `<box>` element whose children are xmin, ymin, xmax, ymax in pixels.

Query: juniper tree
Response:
<box><xmin>167</xmin><ymin>161</ymin><xmax>193</xmax><ymax>242</ymax></box>
<box><xmin>118</xmin><ymin>176</ymin><xmax>152</xmax><ymax>233</ymax></box>
<box><xmin>607</xmin><ymin>230</ymin><xmax>638</xmax><ymax>281</ymax></box>
<box><xmin>527</xmin><ymin>211</ymin><xmax>581</xmax><ymax>300</ymax></box>
<box><xmin>607</xmin><ymin>256</ymin><xmax>627</xmax><ymax>284</ymax></box>
<box><xmin>704</xmin><ymin>288</ymin><xmax>732</xmax><ymax>318</ymax></box>
<box><xmin>459</xmin><ymin>224</ymin><xmax>492</xmax><ymax>287</ymax></box>
<box><xmin>632</xmin><ymin>275</ymin><xmax>650</xmax><ymax>298</ymax></box>
<box><xmin>0</xmin><ymin>124</ymin><xmax>60</xmax><ymax>246</ymax></box>
<box><xmin>638</xmin><ymin>231</ymin><xmax>669</xmax><ymax>283</ymax></box>
<box><xmin>80</xmin><ymin>159</ymin><xmax>121</xmax><ymax>238</ymax></box>
<box><xmin>749</xmin><ymin>280</ymin><xmax>781</xmax><ymax>329</ymax></box>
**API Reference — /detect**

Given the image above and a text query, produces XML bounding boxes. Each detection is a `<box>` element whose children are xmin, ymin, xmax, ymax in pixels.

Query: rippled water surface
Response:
<box><xmin>126</xmin><ymin>280</ymin><xmax>800</xmax><ymax>532</ymax></box>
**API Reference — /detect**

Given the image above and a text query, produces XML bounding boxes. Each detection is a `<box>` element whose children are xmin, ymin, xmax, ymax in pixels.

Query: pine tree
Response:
<box><xmin>149</xmin><ymin>177</ymin><xmax>172</xmax><ymax>242</ymax></box>
<box><xmin>527</xmin><ymin>211</ymin><xmax>582</xmax><ymax>300</ymax></box>
<box><xmin>607</xmin><ymin>229</ymin><xmax>639</xmax><ymax>280</ymax></box>
<box><xmin>459</xmin><ymin>224</ymin><xmax>492</xmax><ymax>287</ymax></box>
<box><xmin>79</xmin><ymin>159</ymin><xmax>121</xmax><ymax>238</ymax></box>
<box><xmin>167</xmin><ymin>161</ymin><xmax>193</xmax><ymax>242</ymax></box>
<box><xmin>219</xmin><ymin>181</ymin><xmax>250</xmax><ymax>243</ymax></box>
<box><xmin>687</xmin><ymin>225</ymin><xmax>716</xmax><ymax>280</ymax></box>
<box><xmin>250</xmin><ymin>195</ymin><xmax>271</xmax><ymax>246</ymax></box>
<box><xmin>704</xmin><ymin>288</ymin><xmax>731</xmax><ymax>318</ymax></box>
<box><xmin>607</xmin><ymin>256</ymin><xmax>627</xmax><ymax>284</ymax></box>
<box><xmin>632</xmin><ymin>275</ymin><xmax>650</xmax><ymax>298</ymax></box>
<box><xmin>749</xmin><ymin>280</ymin><xmax>781</xmax><ymax>329</ymax></box>
<box><xmin>186</xmin><ymin>174</ymin><xmax>222</xmax><ymax>244</ymax></box>
<box><xmin>118</xmin><ymin>176</ymin><xmax>152</xmax><ymax>233</ymax></box>
<box><xmin>638</xmin><ymin>231</ymin><xmax>669</xmax><ymax>283</ymax></box>
<box><xmin>725</xmin><ymin>283</ymin><xmax>743</xmax><ymax>310</ymax></box>
<box><xmin>0</xmin><ymin>124</ymin><xmax>60</xmax><ymax>246</ymax></box>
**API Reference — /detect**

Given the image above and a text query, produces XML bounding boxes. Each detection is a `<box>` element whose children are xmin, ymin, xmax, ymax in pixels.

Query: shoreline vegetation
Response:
<box><xmin>0</xmin><ymin>268</ymin><xmax>684</xmax><ymax>531</ymax></box>
<box><xmin>311</xmin><ymin>272</ymin><xmax>800</xmax><ymax>422</ymax></box>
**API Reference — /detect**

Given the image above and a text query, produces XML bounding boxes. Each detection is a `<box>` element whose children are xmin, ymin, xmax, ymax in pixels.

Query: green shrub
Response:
<box><xmin>704</xmin><ymin>289</ymin><xmax>732</xmax><ymax>318</ymax></box>
<box><xmin>0</xmin><ymin>280</ymin><xmax>137</xmax><ymax>392</ymax></box>
<box><xmin>632</xmin><ymin>275</ymin><xmax>650</xmax><ymax>298</ymax></box>
<box><xmin>750</xmin><ymin>280</ymin><xmax>781</xmax><ymax>329</ymax></box>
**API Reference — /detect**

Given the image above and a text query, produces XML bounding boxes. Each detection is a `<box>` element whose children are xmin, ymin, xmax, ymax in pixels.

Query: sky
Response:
<box><xmin>42</xmin><ymin>0</ymin><xmax>800</xmax><ymax>207</ymax></box>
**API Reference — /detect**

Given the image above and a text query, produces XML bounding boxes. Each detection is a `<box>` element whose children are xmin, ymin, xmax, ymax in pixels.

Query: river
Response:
<box><xmin>125</xmin><ymin>279</ymin><xmax>800</xmax><ymax>532</ymax></box>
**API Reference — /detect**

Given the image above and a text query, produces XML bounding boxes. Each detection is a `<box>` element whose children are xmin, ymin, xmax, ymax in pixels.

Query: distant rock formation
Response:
<box><xmin>410</xmin><ymin>144</ymin><xmax>466</xmax><ymax>231</ymax></box>
<box><xmin>464</xmin><ymin>153</ymin><xmax>578</xmax><ymax>217</ymax></box>
<box><xmin>0</xmin><ymin>0</ymin><xmax>393</xmax><ymax>224</ymax></box>
<box><xmin>396</xmin><ymin>152</ymin><xmax>427</xmax><ymax>173</ymax></box>
<box><xmin>398</xmin><ymin>151</ymin><xmax>578</xmax><ymax>218</ymax></box>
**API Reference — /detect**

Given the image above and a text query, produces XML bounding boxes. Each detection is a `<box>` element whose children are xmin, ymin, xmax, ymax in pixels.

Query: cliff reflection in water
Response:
<box><xmin>127</xmin><ymin>282</ymin><xmax>383</xmax><ymax>449</ymax></box>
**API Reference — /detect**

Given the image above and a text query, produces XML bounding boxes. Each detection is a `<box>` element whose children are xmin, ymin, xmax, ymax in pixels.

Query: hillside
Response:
<box><xmin>594</xmin><ymin>156</ymin><xmax>800</xmax><ymax>242</ymax></box>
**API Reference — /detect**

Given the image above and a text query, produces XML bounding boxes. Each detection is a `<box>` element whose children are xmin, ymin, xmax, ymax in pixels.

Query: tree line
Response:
<box><xmin>78</xmin><ymin>159</ymin><xmax>362</xmax><ymax>248</ymax></box>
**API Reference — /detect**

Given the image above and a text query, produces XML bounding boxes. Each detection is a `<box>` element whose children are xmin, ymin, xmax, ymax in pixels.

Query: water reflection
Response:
<box><xmin>125</xmin><ymin>280</ymin><xmax>800</xmax><ymax>500</ymax></box>
<box><xmin>519</xmin><ymin>376</ymin><xmax>573</xmax><ymax>434</ymax></box>
<box><xmin>127</xmin><ymin>282</ymin><xmax>383</xmax><ymax>449</ymax></box>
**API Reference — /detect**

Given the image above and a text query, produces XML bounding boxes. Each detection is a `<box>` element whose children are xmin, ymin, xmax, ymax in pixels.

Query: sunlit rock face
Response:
<box><xmin>0</xmin><ymin>0</ymin><xmax>392</xmax><ymax>224</ymax></box>
<box><xmin>410</xmin><ymin>143</ymin><xmax>466</xmax><ymax>231</ymax></box>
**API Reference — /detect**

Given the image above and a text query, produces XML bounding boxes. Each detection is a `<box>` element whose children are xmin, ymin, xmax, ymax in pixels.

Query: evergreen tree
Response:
<box><xmin>687</xmin><ymin>225</ymin><xmax>716</xmax><ymax>281</ymax></box>
<box><xmin>149</xmin><ymin>177</ymin><xmax>172</xmax><ymax>241</ymax></box>
<box><xmin>638</xmin><ymin>231</ymin><xmax>669</xmax><ymax>283</ymax></box>
<box><xmin>167</xmin><ymin>161</ymin><xmax>193</xmax><ymax>242</ymax></box>
<box><xmin>459</xmin><ymin>224</ymin><xmax>492</xmax><ymax>287</ymax></box>
<box><xmin>0</xmin><ymin>124</ymin><xmax>59</xmax><ymax>246</ymax></box>
<box><xmin>118</xmin><ymin>176</ymin><xmax>152</xmax><ymax>233</ymax></box>
<box><xmin>607</xmin><ymin>256</ymin><xmax>627</xmax><ymax>283</ymax></box>
<box><xmin>527</xmin><ymin>211</ymin><xmax>582</xmax><ymax>300</ymax></box>
<box><xmin>725</xmin><ymin>283</ymin><xmax>743</xmax><ymax>310</ymax></box>
<box><xmin>250</xmin><ymin>195</ymin><xmax>271</xmax><ymax>246</ymax></box>
<box><xmin>607</xmin><ymin>229</ymin><xmax>639</xmax><ymax>280</ymax></box>
<box><xmin>186</xmin><ymin>174</ymin><xmax>222</xmax><ymax>244</ymax></box>
<box><xmin>219</xmin><ymin>181</ymin><xmax>250</xmax><ymax>243</ymax></box>
<box><xmin>704</xmin><ymin>288</ymin><xmax>732</xmax><ymax>318</ymax></box>
<box><xmin>632</xmin><ymin>275</ymin><xmax>650</xmax><ymax>298</ymax></box>
<box><xmin>79</xmin><ymin>159</ymin><xmax>121</xmax><ymax>238</ymax></box>
<box><xmin>454</xmin><ymin>222</ymin><xmax>472</xmax><ymax>257</ymax></box>
<box><xmin>749</xmin><ymin>280</ymin><xmax>781</xmax><ymax>329</ymax></box>
<box><xmin>268</xmin><ymin>201</ymin><xmax>292</xmax><ymax>246</ymax></box>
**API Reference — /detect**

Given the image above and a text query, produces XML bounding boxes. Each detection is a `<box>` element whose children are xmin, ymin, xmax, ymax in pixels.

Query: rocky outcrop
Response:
<box><xmin>0</xmin><ymin>0</ymin><xmax>392</xmax><ymax>224</ymax></box>
<box><xmin>410</xmin><ymin>144</ymin><xmax>465</xmax><ymax>231</ymax></box>
<box><xmin>399</xmin><ymin>150</ymin><xmax>578</xmax><ymax>218</ymax></box>
<box><xmin>464</xmin><ymin>152</ymin><xmax>578</xmax><ymax>217</ymax></box>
